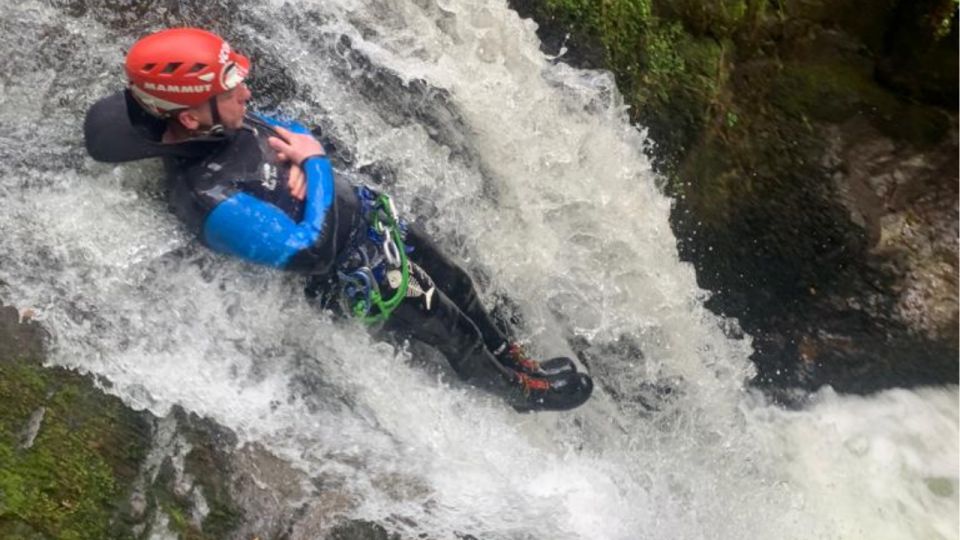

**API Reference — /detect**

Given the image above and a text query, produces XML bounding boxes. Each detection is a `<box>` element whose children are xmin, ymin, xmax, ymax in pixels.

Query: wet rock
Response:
<box><xmin>0</xmin><ymin>303</ymin><xmax>152</xmax><ymax>538</ymax></box>
<box><xmin>129</xmin><ymin>490</ymin><xmax>148</xmax><ymax>520</ymax></box>
<box><xmin>874</xmin><ymin>0</ymin><xmax>959</xmax><ymax>107</ymax></box>
<box><xmin>140</xmin><ymin>408</ymin><xmax>245</xmax><ymax>539</ymax></box>
<box><xmin>0</xmin><ymin>304</ymin><xmax>45</xmax><ymax>360</ymax></box>
<box><xmin>827</xmin><ymin>116</ymin><xmax>959</xmax><ymax>340</ymax></box>
<box><xmin>16</xmin><ymin>406</ymin><xmax>45</xmax><ymax>450</ymax></box>
<box><xmin>510</xmin><ymin>0</ymin><xmax>606</xmax><ymax>69</ymax></box>
<box><xmin>228</xmin><ymin>443</ymin><xmax>309</xmax><ymax>539</ymax></box>
<box><xmin>325</xmin><ymin>34</ymin><xmax>481</xmax><ymax>168</ymax></box>
<box><xmin>1</xmin><ymin>301</ymin><xmax>321</xmax><ymax>538</ymax></box>
<box><xmin>327</xmin><ymin>520</ymin><xmax>402</xmax><ymax>540</ymax></box>
<box><xmin>286</xmin><ymin>472</ymin><xmax>363</xmax><ymax>539</ymax></box>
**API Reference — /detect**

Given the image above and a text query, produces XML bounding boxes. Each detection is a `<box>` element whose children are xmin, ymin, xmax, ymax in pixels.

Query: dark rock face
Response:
<box><xmin>0</xmin><ymin>305</ymin><xmax>44</xmax><ymax>360</ymax></box>
<box><xmin>673</xmin><ymin>18</ymin><xmax>958</xmax><ymax>397</ymax></box>
<box><xmin>509</xmin><ymin>0</ymin><xmax>958</xmax><ymax>398</ymax></box>
<box><xmin>826</xmin><ymin>118</ymin><xmax>958</xmax><ymax>342</ymax></box>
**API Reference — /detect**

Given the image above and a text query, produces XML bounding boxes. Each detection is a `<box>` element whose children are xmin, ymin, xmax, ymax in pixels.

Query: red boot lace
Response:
<box><xmin>518</xmin><ymin>373</ymin><xmax>551</xmax><ymax>393</ymax></box>
<box><xmin>508</xmin><ymin>343</ymin><xmax>541</xmax><ymax>373</ymax></box>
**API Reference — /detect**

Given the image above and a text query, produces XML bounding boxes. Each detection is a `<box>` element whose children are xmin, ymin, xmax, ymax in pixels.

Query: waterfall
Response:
<box><xmin>0</xmin><ymin>0</ymin><xmax>955</xmax><ymax>538</ymax></box>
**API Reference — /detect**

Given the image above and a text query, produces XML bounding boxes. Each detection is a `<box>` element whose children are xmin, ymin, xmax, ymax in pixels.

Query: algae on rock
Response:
<box><xmin>0</xmin><ymin>305</ymin><xmax>149</xmax><ymax>538</ymax></box>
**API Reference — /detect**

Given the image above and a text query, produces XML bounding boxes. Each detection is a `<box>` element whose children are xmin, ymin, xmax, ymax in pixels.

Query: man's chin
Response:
<box><xmin>232</xmin><ymin>110</ymin><xmax>247</xmax><ymax>128</ymax></box>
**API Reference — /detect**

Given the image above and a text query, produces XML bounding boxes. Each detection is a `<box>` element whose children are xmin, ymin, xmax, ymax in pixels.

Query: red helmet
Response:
<box><xmin>125</xmin><ymin>28</ymin><xmax>250</xmax><ymax>117</ymax></box>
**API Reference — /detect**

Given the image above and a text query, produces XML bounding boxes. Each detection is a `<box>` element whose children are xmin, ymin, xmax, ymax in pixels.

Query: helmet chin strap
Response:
<box><xmin>207</xmin><ymin>96</ymin><xmax>226</xmax><ymax>136</ymax></box>
<box><xmin>170</xmin><ymin>95</ymin><xmax>235</xmax><ymax>139</ymax></box>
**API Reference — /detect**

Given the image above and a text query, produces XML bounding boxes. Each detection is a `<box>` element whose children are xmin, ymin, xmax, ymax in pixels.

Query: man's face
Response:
<box><xmin>213</xmin><ymin>82</ymin><xmax>252</xmax><ymax>129</ymax></box>
<box><xmin>179</xmin><ymin>82</ymin><xmax>252</xmax><ymax>131</ymax></box>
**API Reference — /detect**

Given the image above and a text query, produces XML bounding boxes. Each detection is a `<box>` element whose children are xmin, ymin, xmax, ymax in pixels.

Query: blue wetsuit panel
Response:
<box><xmin>203</xmin><ymin>156</ymin><xmax>335</xmax><ymax>267</ymax></box>
<box><xmin>255</xmin><ymin>113</ymin><xmax>312</xmax><ymax>135</ymax></box>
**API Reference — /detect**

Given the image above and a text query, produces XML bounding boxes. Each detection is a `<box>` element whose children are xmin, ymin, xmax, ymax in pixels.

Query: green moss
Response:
<box><xmin>771</xmin><ymin>62</ymin><xmax>890</xmax><ymax>122</ymax></box>
<box><xmin>533</xmin><ymin>0</ymin><xmax>739</xmax><ymax>168</ymax></box>
<box><xmin>328</xmin><ymin>520</ymin><xmax>401</xmax><ymax>540</ymax></box>
<box><xmin>528</xmin><ymin>0</ymin><xmax>955</xmax><ymax>171</ymax></box>
<box><xmin>770</xmin><ymin>60</ymin><xmax>951</xmax><ymax>147</ymax></box>
<box><xmin>655</xmin><ymin>0</ymin><xmax>753</xmax><ymax>39</ymax></box>
<box><xmin>932</xmin><ymin>3</ymin><xmax>958</xmax><ymax>40</ymax></box>
<box><xmin>0</xmin><ymin>311</ymin><xmax>150</xmax><ymax>539</ymax></box>
<box><xmin>0</xmin><ymin>364</ymin><xmax>119</xmax><ymax>537</ymax></box>
<box><xmin>167</xmin><ymin>504</ymin><xmax>188</xmax><ymax>531</ymax></box>
<box><xmin>541</xmin><ymin>0</ymin><xmax>653</xmax><ymax>77</ymax></box>
<box><xmin>201</xmin><ymin>503</ymin><xmax>243</xmax><ymax>539</ymax></box>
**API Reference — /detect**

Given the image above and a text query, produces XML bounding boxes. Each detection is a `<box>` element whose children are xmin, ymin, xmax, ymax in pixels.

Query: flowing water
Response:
<box><xmin>0</xmin><ymin>1</ymin><xmax>956</xmax><ymax>538</ymax></box>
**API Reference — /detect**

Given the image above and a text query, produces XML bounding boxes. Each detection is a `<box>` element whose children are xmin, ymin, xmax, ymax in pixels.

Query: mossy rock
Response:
<box><xmin>0</xmin><ymin>306</ymin><xmax>151</xmax><ymax>539</ymax></box>
<box><xmin>874</xmin><ymin>102</ymin><xmax>953</xmax><ymax>148</ymax></box>
<box><xmin>778</xmin><ymin>0</ymin><xmax>900</xmax><ymax>51</ymax></box>
<box><xmin>771</xmin><ymin>62</ymin><xmax>886</xmax><ymax>123</ymax></box>
<box><xmin>140</xmin><ymin>408</ymin><xmax>245</xmax><ymax>539</ymax></box>
<box><xmin>769</xmin><ymin>58</ymin><xmax>951</xmax><ymax>148</ymax></box>
<box><xmin>327</xmin><ymin>520</ymin><xmax>401</xmax><ymax>540</ymax></box>
<box><xmin>654</xmin><ymin>0</ymin><xmax>754</xmax><ymax>39</ymax></box>
<box><xmin>177</xmin><ymin>409</ymin><xmax>244</xmax><ymax>539</ymax></box>
<box><xmin>634</xmin><ymin>30</ymin><xmax>733</xmax><ymax>170</ymax></box>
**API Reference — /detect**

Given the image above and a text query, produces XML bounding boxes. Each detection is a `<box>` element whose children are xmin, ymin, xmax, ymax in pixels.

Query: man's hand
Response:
<box><xmin>268</xmin><ymin>126</ymin><xmax>325</xmax><ymax>166</ymax></box>
<box><xmin>287</xmin><ymin>163</ymin><xmax>306</xmax><ymax>201</ymax></box>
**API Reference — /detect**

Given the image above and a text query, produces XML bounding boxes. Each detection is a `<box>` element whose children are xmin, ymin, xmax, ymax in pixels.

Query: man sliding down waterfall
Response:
<box><xmin>84</xmin><ymin>28</ymin><xmax>593</xmax><ymax>412</ymax></box>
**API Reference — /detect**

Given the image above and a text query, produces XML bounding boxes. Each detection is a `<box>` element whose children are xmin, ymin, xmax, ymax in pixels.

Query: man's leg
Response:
<box><xmin>380</xmin><ymin>274</ymin><xmax>593</xmax><ymax>411</ymax></box>
<box><xmin>403</xmin><ymin>223</ymin><xmax>509</xmax><ymax>353</ymax></box>
<box><xmin>402</xmin><ymin>224</ymin><xmax>577</xmax><ymax>377</ymax></box>
<box><xmin>381</xmin><ymin>278</ymin><xmax>518</xmax><ymax>397</ymax></box>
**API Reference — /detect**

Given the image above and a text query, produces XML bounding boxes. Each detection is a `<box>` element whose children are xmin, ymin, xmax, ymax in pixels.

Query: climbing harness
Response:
<box><xmin>337</xmin><ymin>187</ymin><xmax>411</xmax><ymax>324</ymax></box>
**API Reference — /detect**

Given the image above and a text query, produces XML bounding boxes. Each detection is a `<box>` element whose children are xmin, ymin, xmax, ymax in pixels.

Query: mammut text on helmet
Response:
<box><xmin>143</xmin><ymin>82</ymin><xmax>214</xmax><ymax>93</ymax></box>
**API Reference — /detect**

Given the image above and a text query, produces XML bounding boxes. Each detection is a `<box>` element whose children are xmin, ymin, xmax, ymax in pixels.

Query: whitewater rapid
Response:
<box><xmin>0</xmin><ymin>0</ymin><xmax>956</xmax><ymax>538</ymax></box>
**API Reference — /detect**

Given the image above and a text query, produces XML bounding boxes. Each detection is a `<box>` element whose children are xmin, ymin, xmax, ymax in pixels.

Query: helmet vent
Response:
<box><xmin>187</xmin><ymin>63</ymin><xmax>207</xmax><ymax>73</ymax></box>
<box><xmin>160</xmin><ymin>62</ymin><xmax>182</xmax><ymax>75</ymax></box>
<box><xmin>141</xmin><ymin>63</ymin><xmax>156</xmax><ymax>72</ymax></box>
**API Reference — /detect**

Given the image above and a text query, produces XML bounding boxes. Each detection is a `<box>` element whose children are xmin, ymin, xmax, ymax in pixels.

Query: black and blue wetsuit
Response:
<box><xmin>159</xmin><ymin>111</ymin><xmax>359</xmax><ymax>276</ymax></box>
<box><xmin>82</xmin><ymin>91</ymin><xmax>589</xmax><ymax>408</ymax></box>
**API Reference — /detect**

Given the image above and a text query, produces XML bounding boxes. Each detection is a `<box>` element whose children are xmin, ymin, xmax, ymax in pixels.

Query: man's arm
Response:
<box><xmin>255</xmin><ymin>114</ymin><xmax>313</xmax><ymax>200</ymax></box>
<box><xmin>202</xmin><ymin>125</ymin><xmax>332</xmax><ymax>268</ymax></box>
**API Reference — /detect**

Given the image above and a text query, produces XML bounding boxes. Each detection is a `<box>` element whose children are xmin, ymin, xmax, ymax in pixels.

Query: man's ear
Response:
<box><xmin>175</xmin><ymin>109</ymin><xmax>203</xmax><ymax>131</ymax></box>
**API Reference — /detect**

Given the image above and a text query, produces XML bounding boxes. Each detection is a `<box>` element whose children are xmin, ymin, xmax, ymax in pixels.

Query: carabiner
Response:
<box><xmin>382</xmin><ymin>235</ymin><xmax>401</xmax><ymax>266</ymax></box>
<box><xmin>384</xmin><ymin>196</ymin><xmax>398</xmax><ymax>222</ymax></box>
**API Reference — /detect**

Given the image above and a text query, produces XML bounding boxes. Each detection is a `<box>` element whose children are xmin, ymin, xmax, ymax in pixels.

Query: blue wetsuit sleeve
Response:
<box><xmin>202</xmin><ymin>156</ymin><xmax>335</xmax><ymax>268</ymax></box>
<box><xmin>255</xmin><ymin>113</ymin><xmax>312</xmax><ymax>135</ymax></box>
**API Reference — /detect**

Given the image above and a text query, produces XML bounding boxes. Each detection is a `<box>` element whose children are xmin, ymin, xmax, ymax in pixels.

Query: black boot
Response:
<box><xmin>510</xmin><ymin>371</ymin><xmax>594</xmax><ymax>412</ymax></box>
<box><xmin>454</xmin><ymin>348</ymin><xmax>593</xmax><ymax>412</ymax></box>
